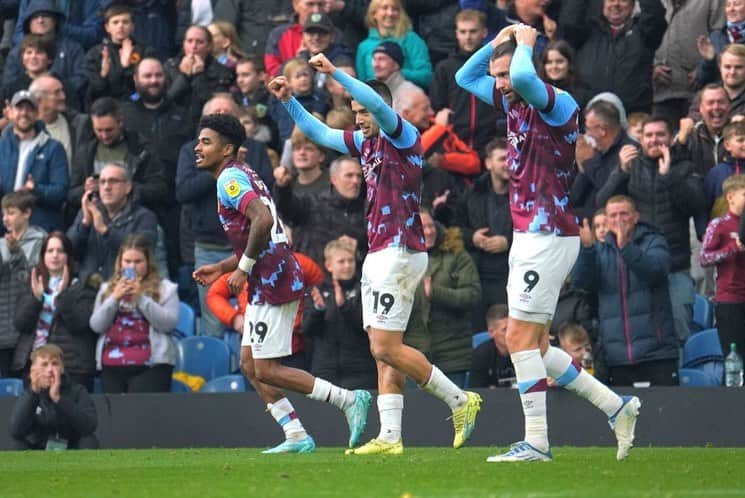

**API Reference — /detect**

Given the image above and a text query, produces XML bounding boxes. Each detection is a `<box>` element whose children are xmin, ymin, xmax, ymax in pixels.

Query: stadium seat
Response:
<box><xmin>174</xmin><ymin>302</ymin><xmax>196</xmax><ymax>340</ymax></box>
<box><xmin>679</xmin><ymin>366</ymin><xmax>722</xmax><ymax>387</ymax></box>
<box><xmin>175</xmin><ymin>336</ymin><xmax>231</xmax><ymax>382</ymax></box>
<box><xmin>472</xmin><ymin>331</ymin><xmax>491</xmax><ymax>349</ymax></box>
<box><xmin>170</xmin><ymin>378</ymin><xmax>192</xmax><ymax>393</ymax></box>
<box><xmin>0</xmin><ymin>378</ymin><xmax>24</xmax><ymax>397</ymax></box>
<box><xmin>224</xmin><ymin>331</ymin><xmax>242</xmax><ymax>373</ymax></box>
<box><xmin>682</xmin><ymin>328</ymin><xmax>723</xmax><ymax>368</ymax></box>
<box><xmin>201</xmin><ymin>374</ymin><xmax>248</xmax><ymax>393</ymax></box>
<box><xmin>693</xmin><ymin>295</ymin><xmax>714</xmax><ymax>330</ymax></box>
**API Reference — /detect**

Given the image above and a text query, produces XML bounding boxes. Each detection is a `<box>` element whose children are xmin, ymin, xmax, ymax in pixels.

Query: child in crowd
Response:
<box><xmin>0</xmin><ymin>191</ymin><xmax>47</xmax><ymax>377</ymax></box>
<box><xmin>233</xmin><ymin>56</ymin><xmax>269</xmax><ymax>110</ymax></box>
<box><xmin>271</xmin><ymin>57</ymin><xmax>328</xmax><ymax>144</ymax></box>
<box><xmin>238</xmin><ymin>105</ymin><xmax>272</xmax><ymax>144</ymax></box>
<box><xmin>592</xmin><ymin>208</ymin><xmax>608</xmax><ymax>243</ymax></box>
<box><xmin>304</xmin><ymin>238</ymin><xmax>375</xmax><ymax>389</ymax></box>
<box><xmin>705</xmin><ymin>121</ymin><xmax>745</xmax><ymax>221</ymax></box>
<box><xmin>207</xmin><ymin>21</ymin><xmax>246</xmax><ymax>68</ymax></box>
<box><xmin>700</xmin><ymin>174</ymin><xmax>745</xmax><ymax>360</ymax></box>
<box><xmin>84</xmin><ymin>3</ymin><xmax>154</xmax><ymax>104</ymax></box>
<box><xmin>557</xmin><ymin>322</ymin><xmax>593</xmax><ymax>372</ymax></box>
<box><xmin>626</xmin><ymin>112</ymin><xmax>649</xmax><ymax>143</ymax></box>
<box><xmin>2</xmin><ymin>34</ymin><xmax>54</xmax><ymax>103</ymax></box>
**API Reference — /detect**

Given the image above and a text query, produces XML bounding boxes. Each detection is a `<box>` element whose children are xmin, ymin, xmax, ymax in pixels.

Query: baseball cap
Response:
<box><xmin>373</xmin><ymin>41</ymin><xmax>404</xmax><ymax>68</ymax></box>
<box><xmin>11</xmin><ymin>90</ymin><xmax>37</xmax><ymax>109</ymax></box>
<box><xmin>304</xmin><ymin>12</ymin><xmax>334</xmax><ymax>33</ymax></box>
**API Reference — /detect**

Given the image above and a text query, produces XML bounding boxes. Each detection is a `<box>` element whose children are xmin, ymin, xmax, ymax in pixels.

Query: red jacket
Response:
<box><xmin>421</xmin><ymin>122</ymin><xmax>481</xmax><ymax>177</ymax></box>
<box><xmin>264</xmin><ymin>22</ymin><xmax>303</xmax><ymax>77</ymax></box>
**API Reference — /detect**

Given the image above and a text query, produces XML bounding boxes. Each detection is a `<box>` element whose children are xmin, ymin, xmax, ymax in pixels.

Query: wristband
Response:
<box><xmin>238</xmin><ymin>254</ymin><xmax>256</xmax><ymax>273</ymax></box>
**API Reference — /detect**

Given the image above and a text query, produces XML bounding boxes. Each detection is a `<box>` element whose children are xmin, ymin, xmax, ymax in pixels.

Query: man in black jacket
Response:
<box><xmin>273</xmin><ymin>155</ymin><xmax>366</xmax><ymax>268</ymax></box>
<box><xmin>430</xmin><ymin>9</ymin><xmax>504</xmax><ymax>156</ymax></box>
<box><xmin>122</xmin><ymin>57</ymin><xmax>194</xmax><ymax>275</ymax></box>
<box><xmin>597</xmin><ymin>116</ymin><xmax>706</xmax><ymax>345</ymax></box>
<box><xmin>9</xmin><ymin>344</ymin><xmax>98</xmax><ymax>450</ymax></box>
<box><xmin>453</xmin><ymin>138</ymin><xmax>512</xmax><ymax>331</ymax></box>
<box><xmin>67</xmin><ymin>96</ymin><xmax>168</xmax><ymax>225</ymax></box>
<box><xmin>562</xmin><ymin>0</ymin><xmax>667</xmax><ymax>113</ymax></box>
<box><xmin>571</xmin><ymin>99</ymin><xmax>635</xmax><ymax>220</ymax></box>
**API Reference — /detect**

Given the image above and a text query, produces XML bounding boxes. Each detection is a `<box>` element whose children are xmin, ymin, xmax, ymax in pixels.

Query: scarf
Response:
<box><xmin>727</xmin><ymin>20</ymin><xmax>745</xmax><ymax>44</ymax></box>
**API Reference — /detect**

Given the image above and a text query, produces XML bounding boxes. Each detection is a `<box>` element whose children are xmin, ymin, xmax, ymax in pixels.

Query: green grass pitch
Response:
<box><xmin>2</xmin><ymin>447</ymin><xmax>744</xmax><ymax>498</ymax></box>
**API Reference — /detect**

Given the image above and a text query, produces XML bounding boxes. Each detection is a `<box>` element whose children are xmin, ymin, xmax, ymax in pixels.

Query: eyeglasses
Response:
<box><xmin>99</xmin><ymin>178</ymin><xmax>127</xmax><ymax>186</ymax></box>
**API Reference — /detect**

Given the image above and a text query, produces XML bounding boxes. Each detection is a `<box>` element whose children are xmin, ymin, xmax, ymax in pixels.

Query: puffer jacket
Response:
<box><xmin>90</xmin><ymin>279</ymin><xmax>179</xmax><ymax>370</ymax></box>
<box><xmin>0</xmin><ymin>225</ymin><xmax>46</xmax><ymax>348</ymax></box>
<box><xmin>572</xmin><ymin>222</ymin><xmax>679</xmax><ymax>367</ymax></box>
<box><xmin>274</xmin><ymin>183</ymin><xmax>367</xmax><ymax>267</ymax></box>
<box><xmin>405</xmin><ymin>224</ymin><xmax>481</xmax><ymax>374</ymax></box>
<box><xmin>164</xmin><ymin>52</ymin><xmax>235</xmax><ymax>121</ymax></box>
<box><xmin>13</xmin><ymin>274</ymin><xmax>98</xmax><ymax>375</ymax></box>
<box><xmin>562</xmin><ymin>0</ymin><xmax>667</xmax><ymax>113</ymax></box>
<box><xmin>596</xmin><ymin>146</ymin><xmax>706</xmax><ymax>272</ymax></box>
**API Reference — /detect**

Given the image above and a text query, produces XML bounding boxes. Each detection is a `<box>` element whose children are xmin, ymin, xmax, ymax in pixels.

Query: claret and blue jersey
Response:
<box><xmin>456</xmin><ymin>42</ymin><xmax>581</xmax><ymax>237</ymax></box>
<box><xmin>283</xmin><ymin>69</ymin><xmax>426</xmax><ymax>254</ymax></box>
<box><xmin>216</xmin><ymin>160</ymin><xmax>304</xmax><ymax>306</ymax></box>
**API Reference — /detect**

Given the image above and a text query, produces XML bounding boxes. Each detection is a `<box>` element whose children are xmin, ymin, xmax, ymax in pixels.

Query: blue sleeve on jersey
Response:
<box><xmin>383</xmin><ymin>116</ymin><xmax>420</xmax><ymax>149</ymax></box>
<box><xmin>511</xmin><ymin>44</ymin><xmax>577</xmax><ymax>126</ymax></box>
<box><xmin>217</xmin><ymin>168</ymin><xmax>254</xmax><ymax>211</ymax></box>
<box><xmin>332</xmin><ymin>69</ymin><xmax>400</xmax><ymax>135</ymax></box>
<box><xmin>454</xmin><ymin>42</ymin><xmax>496</xmax><ymax>108</ymax></box>
<box><xmin>282</xmin><ymin>98</ymin><xmax>350</xmax><ymax>153</ymax></box>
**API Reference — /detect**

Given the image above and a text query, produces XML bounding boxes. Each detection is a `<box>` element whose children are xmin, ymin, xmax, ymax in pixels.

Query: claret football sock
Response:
<box><xmin>422</xmin><ymin>365</ymin><xmax>466</xmax><ymax>411</ymax></box>
<box><xmin>308</xmin><ymin>377</ymin><xmax>356</xmax><ymax>410</ymax></box>
<box><xmin>542</xmin><ymin>346</ymin><xmax>623</xmax><ymax>417</ymax></box>
<box><xmin>376</xmin><ymin>394</ymin><xmax>403</xmax><ymax>443</ymax></box>
<box><xmin>512</xmin><ymin>349</ymin><xmax>549</xmax><ymax>453</ymax></box>
<box><xmin>268</xmin><ymin>398</ymin><xmax>307</xmax><ymax>440</ymax></box>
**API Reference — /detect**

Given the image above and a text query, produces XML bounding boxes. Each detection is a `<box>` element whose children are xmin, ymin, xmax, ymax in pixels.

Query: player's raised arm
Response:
<box><xmin>511</xmin><ymin>24</ymin><xmax>577</xmax><ymax>125</ymax></box>
<box><xmin>269</xmin><ymin>76</ymin><xmax>350</xmax><ymax>154</ymax></box>
<box><xmin>315</xmin><ymin>54</ymin><xmax>400</xmax><ymax>136</ymax></box>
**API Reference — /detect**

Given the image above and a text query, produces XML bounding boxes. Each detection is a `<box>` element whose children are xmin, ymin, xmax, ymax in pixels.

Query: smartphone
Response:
<box><xmin>122</xmin><ymin>267</ymin><xmax>136</xmax><ymax>280</ymax></box>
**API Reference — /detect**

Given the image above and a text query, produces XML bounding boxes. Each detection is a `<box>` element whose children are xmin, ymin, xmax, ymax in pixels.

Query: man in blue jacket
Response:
<box><xmin>573</xmin><ymin>195</ymin><xmax>679</xmax><ymax>386</ymax></box>
<box><xmin>0</xmin><ymin>90</ymin><xmax>68</xmax><ymax>232</ymax></box>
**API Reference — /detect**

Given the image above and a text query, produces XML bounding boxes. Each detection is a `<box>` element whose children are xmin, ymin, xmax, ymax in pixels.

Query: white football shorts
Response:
<box><xmin>361</xmin><ymin>247</ymin><xmax>428</xmax><ymax>332</ymax></box>
<box><xmin>506</xmin><ymin>232</ymin><xmax>580</xmax><ymax>323</ymax></box>
<box><xmin>241</xmin><ymin>299</ymin><xmax>299</xmax><ymax>359</ymax></box>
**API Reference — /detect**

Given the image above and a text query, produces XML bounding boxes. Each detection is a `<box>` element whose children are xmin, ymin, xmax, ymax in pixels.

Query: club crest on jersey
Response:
<box><xmin>224</xmin><ymin>179</ymin><xmax>240</xmax><ymax>198</ymax></box>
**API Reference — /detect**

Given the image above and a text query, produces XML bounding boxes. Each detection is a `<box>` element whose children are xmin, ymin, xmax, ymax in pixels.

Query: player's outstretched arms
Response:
<box><xmin>268</xmin><ymin>75</ymin><xmax>349</xmax><ymax>154</ymax></box>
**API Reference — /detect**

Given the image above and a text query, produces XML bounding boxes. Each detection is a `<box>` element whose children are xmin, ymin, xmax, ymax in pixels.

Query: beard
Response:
<box><xmin>137</xmin><ymin>84</ymin><xmax>165</xmax><ymax>104</ymax></box>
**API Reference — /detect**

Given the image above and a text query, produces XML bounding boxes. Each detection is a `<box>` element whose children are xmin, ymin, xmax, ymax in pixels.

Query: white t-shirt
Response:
<box><xmin>14</xmin><ymin>134</ymin><xmax>42</xmax><ymax>191</ymax></box>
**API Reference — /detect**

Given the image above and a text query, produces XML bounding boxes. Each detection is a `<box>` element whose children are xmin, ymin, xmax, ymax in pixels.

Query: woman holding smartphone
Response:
<box><xmin>89</xmin><ymin>234</ymin><xmax>179</xmax><ymax>393</ymax></box>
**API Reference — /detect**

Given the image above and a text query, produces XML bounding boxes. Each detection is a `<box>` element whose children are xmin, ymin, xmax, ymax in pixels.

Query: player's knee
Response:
<box><xmin>369</xmin><ymin>341</ymin><xmax>393</xmax><ymax>363</ymax></box>
<box><xmin>253</xmin><ymin>361</ymin><xmax>277</xmax><ymax>385</ymax></box>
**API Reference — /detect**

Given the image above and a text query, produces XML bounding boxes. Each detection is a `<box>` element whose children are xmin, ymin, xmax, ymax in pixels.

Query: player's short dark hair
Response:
<box><xmin>585</xmin><ymin>100</ymin><xmax>621</xmax><ymax>129</ymax></box>
<box><xmin>484</xmin><ymin>137</ymin><xmax>508</xmax><ymax>157</ymax></box>
<box><xmin>364</xmin><ymin>80</ymin><xmax>392</xmax><ymax>106</ymax></box>
<box><xmin>199</xmin><ymin>113</ymin><xmax>246</xmax><ymax>151</ymax></box>
<box><xmin>491</xmin><ymin>38</ymin><xmax>516</xmax><ymax>62</ymax></box>
<box><xmin>485</xmin><ymin>303</ymin><xmax>508</xmax><ymax>325</ymax></box>
<box><xmin>90</xmin><ymin>96</ymin><xmax>122</xmax><ymax>119</ymax></box>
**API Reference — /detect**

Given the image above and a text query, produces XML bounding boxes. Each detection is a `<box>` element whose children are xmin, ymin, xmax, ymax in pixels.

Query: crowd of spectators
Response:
<box><xmin>0</xmin><ymin>0</ymin><xmax>743</xmax><ymax>417</ymax></box>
